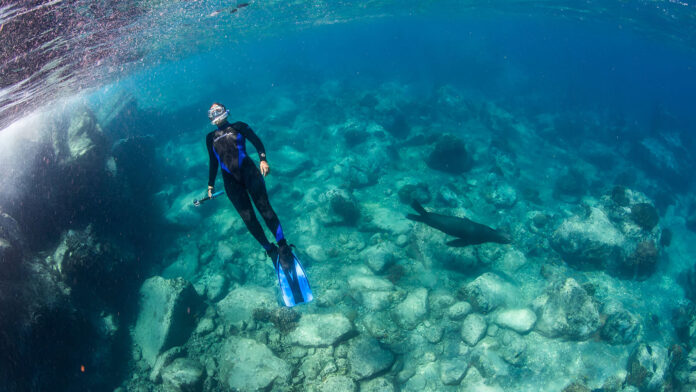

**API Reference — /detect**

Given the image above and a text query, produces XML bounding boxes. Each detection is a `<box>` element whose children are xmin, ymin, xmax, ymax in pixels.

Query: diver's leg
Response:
<box><xmin>222</xmin><ymin>172</ymin><xmax>273</xmax><ymax>251</ymax></box>
<box><xmin>241</xmin><ymin>159</ymin><xmax>285</xmax><ymax>244</ymax></box>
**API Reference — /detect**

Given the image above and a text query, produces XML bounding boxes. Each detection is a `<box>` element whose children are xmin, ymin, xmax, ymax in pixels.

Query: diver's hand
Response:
<box><xmin>260</xmin><ymin>161</ymin><xmax>270</xmax><ymax>177</ymax></box>
<box><xmin>208</xmin><ymin>185</ymin><xmax>214</xmax><ymax>198</ymax></box>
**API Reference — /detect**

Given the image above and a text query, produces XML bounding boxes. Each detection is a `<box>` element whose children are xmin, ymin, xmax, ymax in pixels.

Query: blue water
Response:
<box><xmin>1</xmin><ymin>1</ymin><xmax>696</xmax><ymax>391</ymax></box>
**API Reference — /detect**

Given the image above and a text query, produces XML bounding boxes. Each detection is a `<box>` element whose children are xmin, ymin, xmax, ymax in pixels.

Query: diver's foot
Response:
<box><xmin>278</xmin><ymin>243</ymin><xmax>295</xmax><ymax>271</ymax></box>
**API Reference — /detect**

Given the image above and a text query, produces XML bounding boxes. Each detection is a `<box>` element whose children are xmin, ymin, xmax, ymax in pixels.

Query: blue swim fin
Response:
<box><xmin>274</xmin><ymin>250</ymin><xmax>313</xmax><ymax>307</ymax></box>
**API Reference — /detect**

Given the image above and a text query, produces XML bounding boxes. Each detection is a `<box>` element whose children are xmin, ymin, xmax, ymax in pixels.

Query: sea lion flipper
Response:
<box><xmin>406</xmin><ymin>213</ymin><xmax>426</xmax><ymax>223</ymax></box>
<box><xmin>411</xmin><ymin>200</ymin><xmax>428</xmax><ymax>216</ymax></box>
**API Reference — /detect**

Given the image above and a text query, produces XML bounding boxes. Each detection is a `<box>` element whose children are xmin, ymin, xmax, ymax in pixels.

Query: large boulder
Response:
<box><xmin>460</xmin><ymin>273</ymin><xmax>510</xmax><ymax>314</ymax></box>
<box><xmin>216</xmin><ymin>286</ymin><xmax>276</xmax><ymax>328</ymax></box>
<box><xmin>0</xmin><ymin>211</ymin><xmax>23</xmax><ymax>279</ymax></box>
<box><xmin>53</xmin><ymin>109</ymin><xmax>107</xmax><ymax>168</ymax></box>
<box><xmin>317</xmin><ymin>187</ymin><xmax>361</xmax><ymax>226</ymax></box>
<box><xmin>219</xmin><ymin>336</ymin><xmax>290</xmax><ymax>391</ymax></box>
<box><xmin>271</xmin><ymin>145</ymin><xmax>312</xmax><ymax>177</ymax></box>
<box><xmin>601</xmin><ymin>305</ymin><xmax>641</xmax><ymax>345</ymax></box>
<box><xmin>551</xmin><ymin>207</ymin><xmax>624</xmax><ymax>270</ymax></box>
<box><xmin>552</xmin><ymin>191</ymin><xmax>666</xmax><ymax>279</ymax></box>
<box><xmin>348</xmin><ymin>337</ymin><xmax>395</xmax><ymax>380</ymax></box>
<box><xmin>393</xmin><ymin>288</ymin><xmax>429</xmax><ymax>329</ymax></box>
<box><xmin>289</xmin><ymin>313</ymin><xmax>354</xmax><ymax>347</ymax></box>
<box><xmin>133</xmin><ymin>277</ymin><xmax>204</xmax><ymax>367</ymax></box>
<box><xmin>626</xmin><ymin>343</ymin><xmax>669</xmax><ymax>391</ymax></box>
<box><xmin>348</xmin><ymin>274</ymin><xmax>395</xmax><ymax>311</ymax></box>
<box><xmin>426</xmin><ymin>134</ymin><xmax>471</xmax><ymax>174</ymax></box>
<box><xmin>533</xmin><ymin>278</ymin><xmax>600</xmax><ymax>340</ymax></box>
<box><xmin>49</xmin><ymin>226</ymin><xmax>136</xmax><ymax>307</ymax></box>
<box><xmin>161</xmin><ymin>358</ymin><xmax>204</xmax><ymax>392</ymax></box>
<box><xmin>461</xmin><ymin>313</ymin><xmax>487</xmax><ymax>346</ymax></box>
<box><xmin>494</xmin><ymin>308</ymin><xmax>537</xmax><ymax>334</ymax></box>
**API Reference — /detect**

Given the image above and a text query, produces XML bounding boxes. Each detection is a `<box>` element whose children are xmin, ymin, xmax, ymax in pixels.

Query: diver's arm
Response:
<box><xmin>206</xmin><ymin>133</ymin><xmax>218</xmax><ymax>188</ymax></box>
<box><xmin>238</xmin><ymin>122</ymin><xmax>267</xmax><ymax>162</ymax></box>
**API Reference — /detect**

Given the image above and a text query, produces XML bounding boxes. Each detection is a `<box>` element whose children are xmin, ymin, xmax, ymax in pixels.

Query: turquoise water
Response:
<box><xmin>1</xmin><ymin>1</ymin><xmax>696</xmax><ymax>391</ymax></box>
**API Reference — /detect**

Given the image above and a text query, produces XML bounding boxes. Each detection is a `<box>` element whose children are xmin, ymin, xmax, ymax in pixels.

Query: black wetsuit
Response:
<box><xmin>207</xmin><ymin>121</ymin><xmax>284</xmax><ymax>251</ymax></box>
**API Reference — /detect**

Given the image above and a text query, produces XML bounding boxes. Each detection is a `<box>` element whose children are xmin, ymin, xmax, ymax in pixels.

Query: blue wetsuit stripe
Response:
<box><xmin>275</xmin><ymin>224</ymin><xmax>285</xmax><ymax>242</ymax></box>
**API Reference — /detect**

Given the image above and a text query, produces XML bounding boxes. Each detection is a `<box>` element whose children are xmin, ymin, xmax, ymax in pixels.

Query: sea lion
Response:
<box><xmin>406</xmin><ymin>200</ymin><xmax>511</xmax><ymax>247</ymax></box>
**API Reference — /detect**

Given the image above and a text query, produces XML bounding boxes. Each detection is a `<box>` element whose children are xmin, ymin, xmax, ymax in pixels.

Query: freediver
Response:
<box><xmin>205</xmin><ymin>103</ymin><xmax>312</xmax><ymax>306</ymax></box>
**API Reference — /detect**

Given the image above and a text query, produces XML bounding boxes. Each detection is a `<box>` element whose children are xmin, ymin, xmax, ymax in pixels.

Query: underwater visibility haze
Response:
<box><xmin>2</xmin><ymin>0</ymin><xmax>696</xmax><ymax>391</ymax></box>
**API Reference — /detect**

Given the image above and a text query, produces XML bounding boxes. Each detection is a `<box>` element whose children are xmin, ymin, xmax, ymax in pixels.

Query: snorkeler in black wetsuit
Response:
<box><xmin>205</xmin><ymin>102</ymin><xmax>293</xmax><ymax>269</ymax></box>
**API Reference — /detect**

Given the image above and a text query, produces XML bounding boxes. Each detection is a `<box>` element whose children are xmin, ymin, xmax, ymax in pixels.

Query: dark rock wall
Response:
<box><xmin>0</xmin><ymin>102</ymin><xmax>164</xmax><ymax>392</ymax></box>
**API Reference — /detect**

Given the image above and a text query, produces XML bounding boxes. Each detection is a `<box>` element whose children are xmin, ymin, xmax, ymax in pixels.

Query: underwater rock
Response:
<box><xmin>216</xmin><ymin>286</ymin><xmax>275</xmax><ymax>328</ymax></box>
<box><xmin>360</xmin><ymin>377</ymin><xmax>395</xmax><ymax>392</ymax></box>
<box><xmin>687</xmin><ymin>204</ymin><xmax>696</xmax><ymax>233</ymax></box>
<box><xmin>398</xmin><ymin>182</ymin><xmax>432</xmax><ymax>205</ymax></box>
<box><xmin>54</xmin><ymin>109</ymin><xmax>107</xmax><ymax>167</ymax></box>
<box><xmin>335</xmin><ymin>155</ymin><xmax>381</xmax><ymax>189</ymax></box>
<box><xmin>361</xmin><ymin>311</ymin><xmax>398</xmax><ymax>341</ymax></box>
<box><xmin>678</xmin><ymin>267</ymin><xmax>696</xmax><ymax>304</ymax></box>
<box><xmin>219</xmin><ymin>336</ymin><xmax>290</xmax><ymax>391</ymax></box>
<box><xmin>319</xmin><ymin>375</ymin><xmax>357</xmax><ymax>392</ymax></box>
<box><xmin>621</xmin><ymin>240</ymin><xmax>659</xmax><ymax>280</ymax></box>
<box><xmin>50</xmin><ymin>226</ymin><xmax>136</xmax><ymax>306</ymax></box>
<box><xmin>672</xmin><ymin>303</ymin><xmax>696</xmax><ymax>349</ymax></box>
<box><xmin>439</xmin><ymin>358</ymin><xmax>468</xmax><ymax>385</ymax></box>
<box><xmin>487</xmin><ymin>183</ymin><xmax>518</xmax><ymax>209</ymax></box>
<box><xmin>435</xmin><ymin>245</ymin><xmax>480</xmax><ymax>274</ymax></box>
<box><xmin>461</xmin><ymin>313</ymin><xmax>487</xmax><ymax>346</ymax></box>
<box><xmin>133</xmin><ymin>277</ymin><xmax>204</xmax><ymax>367</ymax></box>
<box><xmin>203</xmin><ymin>273</ymin><xmax>226</xmax><ymax>302</ymax></box>
<box><xmin>533</xmin><ymin>278</ymin><xmax>600</xmax><ymax>340</ymax></box>
<box><xmin>551</xmin><ymin>207</ymin><xmax>624</xmax><ymax>270</ymax></box>
<box><xmin>385</xmin><ymin>113</ymin><xmax>411</xmax><ymax>138</ymax></box>
<box><xmin>626</xmin><ymin>343</ymin><xmax>668</xmax><ymax>391</ymax></box>
<box><xmin>149</xmin><ymin>346</ymin><xmax>184</xmax><ymax>383</ymax></box>
<box><xmin>348</xmin><ymin>337</ymin><xmax>395</xmax><ymax>380</ymax></box>
<box><xmin>349</xmin><ymin>274</ymin><xmax>395</xmax><ymax>311</ymax></box>
<box><xmin>0</xmin><ymin>210</ymin><xmax>23</xmax><ymax>278</ymax></box>
<box><xmin>426</xmin><ymin>134</ymin><xmax>471</xmax><ymax>174</ymax></box>
<box><xmin>460</xmin><ymin>273</ymin><xmax>509</xmax><ymax>314</ymax></box>
<box><xmin>348</xmin><ymin>274</ymin><xmax>395</xmax><ymax>292</ymax></box>
<box><xmin>360</xmin><ymin>242</ymin><xmax>397</xmax><ymax>273</ymax></box>
<box><xmin>494</xmin><ymin>308</ymin><xmax>537</xmax><ymax>334</ymax></box>
<box><xmin>497</xmin><ymin>329</ymin><xmax>527</xmax><ymax>366</ymax></box>
<box><xmin>393</xmin><ymin>287</ymin><xmax>429</xmax><ymax>329</ymax></box>
<box><xmin>630</xmin><ymin>136</ymin><xmax>692</xmax><ymax>191</ymax></box>
<box><xmin>459</xmin><ymin>363</ymin><xmax>504</xmax><ymax>392</ymax></box>
<box><xmin>611</xmin><ymin>185</ymin><xmax>630</xmax><ymax>207</ymax></box>
<box><xmin>273</xmin><ymin>145</ymin><xmax>312</xmax><ymax>177</ymax></box>
<box><xmin>318</xmin><ymin>187</ymin><xmax>361</xmax><ymax>226</ymax></box>
<box><xmin>253</xmin><ymin>307</ymin><xmax>300</xmax><ymax>334</ymax></box>
<box><xmin>367</xmin><ymin>205</ymin><xmax>411</xmax><ymax>235</ymax></box>
<box><xmin>448</xmin><ymin>301</ymin><xmax>473</xmax><ymax>320</ymax></box>
<box><xmin>401</xmin><ymin>361</ymin><xmax>441</xmax><ymax>392</ymax></box>
<box><xmin>161</xmin><ymin>358</ymin><xmax>204</xmax><ymax>392</ymax></box>
<box><xmin>289</xmin><ymin>313</ymin><xmax>354</xmax><ymax>347</ymax></box>
<box><xmin>163</xmin><ymin>245</ymin><xmax>199</xmax><ymax>282</ymax></box>
<box><xmin>553</xmin><ymin>169</ymin><xmax>588</xmax><ymax>202</ymax></box>
<box><xmin>471</xmin><ymin>341</ymin><xmax>511</xmax><ymax>379</ymax></box>
<box><xmin>164</xmin><ymin>188</ymin><xmax>205</xmax><ymax>228</ymax></box>
<box><xmin>601</xmin><ymin>305</ymin><xmax>641</xmax><ymax>345</ymax></box>
<box><xmin>630</xmin><ymin>203</ymin><xmax>659</xmax><ymax>231</ymax></box>
<box><xmin>562</xmin><ymin>382</ymin><xmax>591</xmax><ymax>392</ymax></box>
